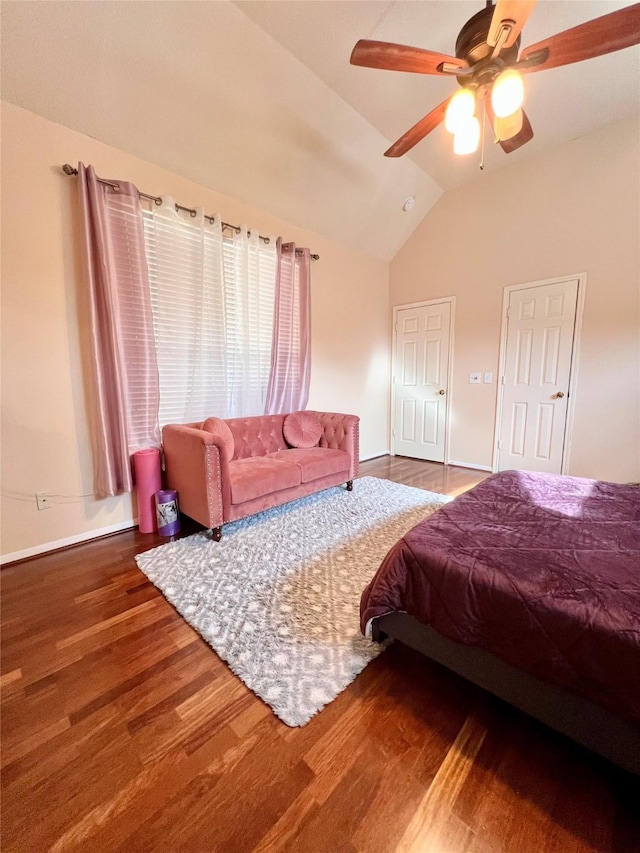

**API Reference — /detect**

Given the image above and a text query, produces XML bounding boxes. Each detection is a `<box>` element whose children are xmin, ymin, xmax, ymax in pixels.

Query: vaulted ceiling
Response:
<box><xmin>2</xmin><ymin>1</ymin><xmax>638</xmax><ymax>260</ymax></box>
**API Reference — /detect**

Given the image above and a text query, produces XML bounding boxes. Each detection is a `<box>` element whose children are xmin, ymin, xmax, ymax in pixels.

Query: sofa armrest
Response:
<box><xmin>162</xmin><ymin>424</ymin><xmax>231</xmax><ymax>529</ymax></box>
<box><xmin>312</xmin><ymin>412</ymin><xmax>360</xmax><ymax>481</ymax></box>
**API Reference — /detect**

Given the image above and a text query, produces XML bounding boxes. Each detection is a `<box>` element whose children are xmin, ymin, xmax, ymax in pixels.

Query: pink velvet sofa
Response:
<box><xmin>162</xmin><ymin>411</ymin><xmax>359</xmax><ymax>540</ymax></box>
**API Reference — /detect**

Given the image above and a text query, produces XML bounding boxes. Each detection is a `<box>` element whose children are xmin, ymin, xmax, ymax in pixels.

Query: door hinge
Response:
<box><xmin>392</xmin><ymin>428</ymin><xmax>396</xmax><ymax>437</ymax></box>
<box><xmin>501</xmin><ymin>375</ymin><xmax>505</xmax><ymax>385</ymax></box>
<box><xmin>497</xmin><ymin>439</ymin><xmax>502</xmax><ymax>450</ymax></box>
<box><xmin>506</xmin><ymin>306</ymin><xmax>511</xmax><ymax>318</ymax></box>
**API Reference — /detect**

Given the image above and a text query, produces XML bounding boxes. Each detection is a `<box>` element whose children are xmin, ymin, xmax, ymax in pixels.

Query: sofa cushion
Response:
<box><xmin>267</xmin><ymin>448</ymin><xmax>350</xmax><ymax>484</ymax></box>
<box><xmin>228</xmin><ymin>456</ymin><xmax>301</xmax><ymax>505</ymax></box>
<box><xmin>283</xmin><ymin>411</ymin><xmax>323</xmax><ymax>448</ymax></box>
<box><xmin>203</xmin><ymin>417</ymin><xmax>235</xmax><ymax>461</ymax></box>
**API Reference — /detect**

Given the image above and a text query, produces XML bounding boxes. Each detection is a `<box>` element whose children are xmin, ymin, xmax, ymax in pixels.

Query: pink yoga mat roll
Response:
<box><xmin>133</xmin><ymin>448</ymin><xmax>162</xmax><ymax>533</ymax></box>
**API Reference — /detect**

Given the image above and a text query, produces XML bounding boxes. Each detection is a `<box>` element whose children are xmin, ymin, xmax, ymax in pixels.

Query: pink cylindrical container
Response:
<box><xmin>133</xmin><ymin>448</ymin><xmax>162</xmax><ymax>533</ymax></box>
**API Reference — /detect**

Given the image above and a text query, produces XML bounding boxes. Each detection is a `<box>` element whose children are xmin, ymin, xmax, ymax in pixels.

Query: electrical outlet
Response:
<box><xmin>36</xmin><ymin>492</ymin><xmax>52</xmax><ymax>510</ymax></box>
<box><xmin>469</xmin><ymin>372</ymin><xmax>481</xmax><ymax>384</ymax></box>
<box><xmin>484</xmin><ymin>372</ymin><xmax>493</xmax><ymax>384</ymax></box>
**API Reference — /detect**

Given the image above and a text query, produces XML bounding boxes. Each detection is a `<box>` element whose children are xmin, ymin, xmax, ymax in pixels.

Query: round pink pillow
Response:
<box><xmin>203</xmin><ymin>417</ymin><xmax>235</xmax><ymax>461</ymax></box>
<box><xmin>283</xmin><ymin>411</ymin><xmax>323</xmax><ymax>448</ymax></box>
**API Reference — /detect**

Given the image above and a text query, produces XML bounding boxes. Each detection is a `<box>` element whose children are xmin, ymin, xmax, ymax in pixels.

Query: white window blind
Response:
<box><xmin>141</xmin><ymin>199</ymin><xmax>277</xmax><ymax>426</ymax></box>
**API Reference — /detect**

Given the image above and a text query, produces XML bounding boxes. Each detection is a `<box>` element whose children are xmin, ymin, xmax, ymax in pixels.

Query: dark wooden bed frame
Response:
<box><xmin>372</xmin><ymin>612</ymin><xmax>640</xmax><ymax>776</ymax></box>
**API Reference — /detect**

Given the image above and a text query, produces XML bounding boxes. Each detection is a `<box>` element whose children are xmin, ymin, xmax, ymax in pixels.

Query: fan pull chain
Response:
<box><xmin>480</xmin><ymin>103</ymin><xmax>486</xmax><ymax>171</ymax></box>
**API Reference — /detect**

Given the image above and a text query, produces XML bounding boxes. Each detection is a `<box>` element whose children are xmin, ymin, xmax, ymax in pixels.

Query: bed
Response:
<box><xmin>360</xmin><ymin>470</ymin><xmax>640</xmax><ymax>774</ymax></box>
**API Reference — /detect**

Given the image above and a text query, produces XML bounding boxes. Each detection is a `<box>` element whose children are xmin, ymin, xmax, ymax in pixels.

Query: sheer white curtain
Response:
<box><xmin>143</xmin><ymin>198</ymin><xmax>227</xmax><ymax>424</ymax></box>
<box><xmin>264</xmin><ymin>241</ymin><xmax>311</xmax><ymax>414</ymax></box>
<box><xmin>142</xmin><ymin>200</ymin><xmax>277</xmax><ymax>424</ymax></box>
<box><xmin>223</xmin><ymin>226</ymin><xmax>277</xmax><ymax>416</ymax></box>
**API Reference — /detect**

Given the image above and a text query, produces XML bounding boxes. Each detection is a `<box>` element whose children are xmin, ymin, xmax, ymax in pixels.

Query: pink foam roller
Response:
<box><xmin>133</xmin><ymin>448</ymin><xmax>162</xmax><ymax>533</ymax></box>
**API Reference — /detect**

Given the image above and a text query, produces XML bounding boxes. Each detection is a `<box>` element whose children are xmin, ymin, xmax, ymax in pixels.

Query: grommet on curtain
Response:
<box><xmin>62</xmin><ymin>164</ymin><xmax>317</xmax><ymax>253</ymax></box>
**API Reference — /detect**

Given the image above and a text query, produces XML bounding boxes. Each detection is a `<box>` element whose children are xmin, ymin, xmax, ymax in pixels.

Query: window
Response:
<box><xmin>141</xmin><ymin>200</ymin><xmax>277</xmax><ymax>425</ymax></box>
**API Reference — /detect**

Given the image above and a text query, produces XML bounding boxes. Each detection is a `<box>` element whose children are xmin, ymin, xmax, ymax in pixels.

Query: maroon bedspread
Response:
<box><xmin>361</xmin><ymin>470</ymin><xmax>640</xmax><ymax>724</ymax></box>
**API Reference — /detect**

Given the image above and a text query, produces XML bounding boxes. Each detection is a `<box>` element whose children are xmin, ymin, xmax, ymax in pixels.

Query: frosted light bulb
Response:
<box><xmin>453</xmin><ymin>116</ymin><xmax>480</xmax><ymax>155</ymax></box>
<box><xmin>491</xmin><ymin>68</ymin><xmax>524</xmax><ymax>118</ymax></box>
<box><xmin>445</xmin><ymin>88</ymin><xmax>476</xmax><ymax>134</ymax></box>
<box><xmin>494</xmin><ymin>108</ymin><xmax>523</xmax><ymax>141</ymax></box>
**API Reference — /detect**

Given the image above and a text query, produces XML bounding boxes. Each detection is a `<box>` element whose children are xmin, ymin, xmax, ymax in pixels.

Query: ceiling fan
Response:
<box><xmin>350</xmin><ymin>1</ymin><xmax>640</xmax><ymax>158</ymax></box>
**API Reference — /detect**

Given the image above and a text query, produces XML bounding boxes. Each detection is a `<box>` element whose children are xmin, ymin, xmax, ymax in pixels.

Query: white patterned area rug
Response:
<box><xmin>135</xmin><ymin>476</ymin><xmax>448</xmax><ymax>726</ymax></box>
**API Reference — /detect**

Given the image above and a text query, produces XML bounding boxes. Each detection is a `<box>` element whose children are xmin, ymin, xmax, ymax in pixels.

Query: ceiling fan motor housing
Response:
<box><xmin>455</xmin><ymin>5</ymin><xmax>520</xmax><ymax>87</ymax></box>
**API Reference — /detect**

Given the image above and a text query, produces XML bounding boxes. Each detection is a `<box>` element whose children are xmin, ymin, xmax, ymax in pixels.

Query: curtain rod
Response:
<box><xmin>62</xmin><ymin>165</ymin><xmax>319</xmax><ymax>260</ymax></box>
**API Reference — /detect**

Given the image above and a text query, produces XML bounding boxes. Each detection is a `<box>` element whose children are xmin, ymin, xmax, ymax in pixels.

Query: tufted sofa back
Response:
<box><xmin>315</xmin><ymin>412</ymin><xmax>353</xmax><ymax>451</ymax></box>
<box><xmin>189</xmin><ymin>410</ymin><xmax>358</xmax><ymax>466</ymax></box>
<box><xmin>225</xmin><ymin>414</ymin><xmax>288</xmax><ymax>459</ymax></box>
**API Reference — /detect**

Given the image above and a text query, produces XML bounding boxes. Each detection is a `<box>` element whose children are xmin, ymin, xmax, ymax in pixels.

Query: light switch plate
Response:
<box><xmin>484</xmin><ymin>372</ymin><xmax>493</xmax><ymax>384</ymax></box>
<box><xmin>469</xmin><ymin>372</ymin><xmax>481</xmax><ymax>384</ymax></box>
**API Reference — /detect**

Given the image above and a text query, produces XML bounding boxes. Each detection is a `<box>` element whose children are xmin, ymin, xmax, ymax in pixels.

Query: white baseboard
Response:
<box><xmin>362</xmin><ymin>452</ymin><xmax>492</xmax><ymax>473</ymax></box>
<box><xmin>447</xmin><ymin>460</ymin><xmax>493</xmax><ymax>472</ymax></box>
<box><xmin>1</xmin><ymin>519</ymin><xmax>137</xmax><ymax>566</ymax></box>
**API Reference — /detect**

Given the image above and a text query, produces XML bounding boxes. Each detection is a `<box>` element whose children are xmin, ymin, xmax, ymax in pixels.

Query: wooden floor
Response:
<box><xmin>1</xmin><ymin>458</ymin><xmax>638</xmax><ymax>852</ymax></box>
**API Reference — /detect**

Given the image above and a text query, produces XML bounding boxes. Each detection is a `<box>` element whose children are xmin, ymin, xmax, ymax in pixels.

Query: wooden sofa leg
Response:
<box><xmin>209</xmin><ymin>527</ymin><xmax>223</xmax><ymax>542</ymax></box>
<box><xmin>346</xmin><ymin>480</ymin><xmax>353</xmax><ymax>492</ymax></box>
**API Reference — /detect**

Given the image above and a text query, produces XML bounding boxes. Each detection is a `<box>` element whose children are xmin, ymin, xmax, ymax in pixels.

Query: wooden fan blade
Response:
<box><xmin>486</xmin><ymin>100</ymin><xmax>534</xmax><ymax>153</ymax></box>
<box><xmin>384</xmin><ymin>98</ymin><xmax>451</xmax><ymax>157</ymax></box>
<box><xmin>500</xmin><ymin>111</ymin><xmax>534</xmax><ymax>153</ymax></box>
<box><xmin>350</xmin><ymin>40</ymin><xmax>467</xmax><ymax>75</ymax></box>
<box><xmin>520</xmin><ymin>3</ymin><xmax>640</xmax><ymax>72</ymax></box>
<box><xmin>487</xmin><ymin>0</ymin><xmax>538</xmax><ymax>50</ymax></box>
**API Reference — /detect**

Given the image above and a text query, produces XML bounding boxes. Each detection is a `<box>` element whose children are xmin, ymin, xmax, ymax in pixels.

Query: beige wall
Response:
<box><xmin>0</xmin><ymin>102</ymin><xmax>390</xmax><ymax>561</ymax></box>
<box><xmin>3</xmin><ymin>104</ymin><xmax>637</xmax><ymax>561</ymax></box>
<box><xmin>391</xmin><ymin>117</ymin><xmax>640</xmax><ymax>482</ymax></box>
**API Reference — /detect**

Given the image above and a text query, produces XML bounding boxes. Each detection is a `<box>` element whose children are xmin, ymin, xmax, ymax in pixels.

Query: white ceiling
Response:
<box><xmin>1</xmin><ymin>1</ymin><xmax>638</xmax><ymax>260</ymax></box>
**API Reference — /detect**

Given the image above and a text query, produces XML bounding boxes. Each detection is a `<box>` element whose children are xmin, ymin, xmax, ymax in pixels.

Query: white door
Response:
<box><xmin>497</xmin><ymin>278</ymin><xmax>579</xmax><ymax>473</ymax></box>
<box><xmin>393</xmin><ymin>301</ymin><xmax>451</xmax><ymax>462</ymax></box>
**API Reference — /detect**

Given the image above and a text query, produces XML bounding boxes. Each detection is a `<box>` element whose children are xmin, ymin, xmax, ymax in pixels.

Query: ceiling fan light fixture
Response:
<box><xmin>453</xmin><ymin>116</ymin><xmax>480</xmax><ymax>155</ymax></box>
<box><xmin>491</xmin><ymin>68</ymin><xmax>524</xmax><ymax>118</ymax></box>
<box><xmin>353</xmin><ymin>3</ymin><xmax>640</xmax><ymax>161</ymax></box>
<box><xmin>444</xmin><ymin>87</ymin><xmax>475</xmax><ymax>134</ymax></box>
<box><xmin>494</xmin><ymin>108</ymin><xmax>524</xmax><ymax>141</ymax></box>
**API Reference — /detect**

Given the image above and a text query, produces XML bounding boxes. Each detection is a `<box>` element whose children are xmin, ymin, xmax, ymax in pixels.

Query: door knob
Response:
<box><xmin>438</xmin><ymin>389</ymin><xmax>446</xmax><ymax>395</ymax></box>
<box><xmin>555</xmin><ymin>391</ymin><xmax>565</xmax><ymax>399</ymax></box>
